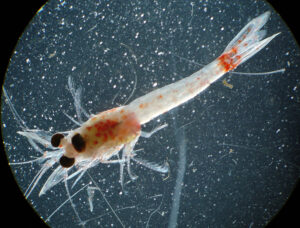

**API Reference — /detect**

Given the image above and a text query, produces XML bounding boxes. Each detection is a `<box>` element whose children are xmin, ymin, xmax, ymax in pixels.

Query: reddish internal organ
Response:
<box><xmin>83</xmin><ymin>111</ymin><xmax>141</xmax><ymax>149</ymax></box>
<box><xmin>89</xmin><ymin>119</ymin><xmax>119</xmax><ymax>144</ymax></box>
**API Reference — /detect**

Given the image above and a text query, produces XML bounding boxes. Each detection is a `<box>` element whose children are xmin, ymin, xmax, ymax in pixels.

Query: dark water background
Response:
<box><xmin>1</xmin><ymin>0</ymin><xmax>300</xmax><ymax>227</ymax></box>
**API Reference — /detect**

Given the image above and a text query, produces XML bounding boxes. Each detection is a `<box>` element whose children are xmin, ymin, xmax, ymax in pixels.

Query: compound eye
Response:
<box><xmin>59</xmin><ymin>155</ymin><xmax>75</xmax><ymax>168</ymax></box>
<box><xmin>71</xmin><ymin>133</ymin><xmax>86</xmax><ymax>152</ymax></box>
<box><xmin>51</xmin><ymin>133</ymin><xmax>64</xmax><ymax>147</ymax></box>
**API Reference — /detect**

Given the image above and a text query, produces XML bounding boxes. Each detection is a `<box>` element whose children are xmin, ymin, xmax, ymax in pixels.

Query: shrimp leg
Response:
<box><xmin>119</xmin><ymin>134</ymin><xmax>141</xmax><ymax>187</ymax></box>
<box><xmin>140</xmin><ymin>123</ymin><xmax>168</xmax><ymax>138</ymax></box>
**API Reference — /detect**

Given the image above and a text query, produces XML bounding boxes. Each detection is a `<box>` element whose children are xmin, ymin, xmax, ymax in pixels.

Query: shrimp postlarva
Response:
<box><xmin>3</xmin><ymin>11</ymin><xmax>282</xmax><ymax>226</ymax></box>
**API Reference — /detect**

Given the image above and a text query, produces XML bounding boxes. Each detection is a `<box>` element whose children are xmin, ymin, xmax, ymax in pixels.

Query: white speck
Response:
<box><xmin>153</xmin><ymin>82</ymin><xmax>158</xmax><ymax>87</ymax></box>
<box><xmin>276</xmin><ymin>129</ymin><xmax>280</xmax><ymax>134</ymax></box>
<box><xmin>157</xmin><ymin>52</ymin><xmax>164</xmax><ymax>56</ymax></box>
<box><xmin>26</xmin><ymin>58</ymin><xmax>31</xmax><ymax>64</ymax></box>
<box><xmin>104</xmin><ymin>48</ymin><xmax>110</xmax><ymax>54</ymax></box>
<box><xmin>71</xmin><ymin>66</ymin><xmax>76</xmax><ymax>71</ymax></box>
<box><xmin>60</xmin><ymin>18</ymin><xmax>65</xmax><ymax>25</ymax></box>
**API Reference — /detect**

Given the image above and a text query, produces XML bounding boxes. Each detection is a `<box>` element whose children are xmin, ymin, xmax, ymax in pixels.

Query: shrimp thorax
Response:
<box><xmin>72</xmin><ymin>108</ymin><xmax>141</xmax><ymax>160</ymax></box>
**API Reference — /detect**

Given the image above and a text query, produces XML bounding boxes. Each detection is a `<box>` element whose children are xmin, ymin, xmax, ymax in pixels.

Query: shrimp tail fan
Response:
<box><xmin>218</xmin><ymin>11</ymin><xmax>280</xmax><ymax>72</ymax></box>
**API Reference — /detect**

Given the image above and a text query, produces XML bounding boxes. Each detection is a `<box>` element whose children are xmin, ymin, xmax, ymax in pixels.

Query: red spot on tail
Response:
<box><xmin>232</xmin><ymin>46</ymin><xmax>238</xmax><ymax>54</ymax></box>
<box><xmin>218</xmin><ymin>47</ymin><xmax>241</xmax><ymax>72</ymax></box>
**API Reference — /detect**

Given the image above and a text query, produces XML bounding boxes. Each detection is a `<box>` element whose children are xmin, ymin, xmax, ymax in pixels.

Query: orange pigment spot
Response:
<box><xmin>158</xmin><ymin>94</ymin><xmax>163</xmax><ymax>99</ymax></box>
<box><xmin>217</xmin><ymin>49</ymin><xmax>240</xmax><ymax>72</ymax></box>
<box><xmin>93</xmin><ymin>140</ymin><xmax>98</xmax><ymax>145</ymax></box>
<box><xmin>87</xmin><ymin>126</ymin><xmax>92</xmax><ymax>131</ymax></box>
<box><xmin>139</xmin><ymin>103</ymin><xmax>148</xmax><ymax>109</ymax></box>
<box><xmin>232</xmin><ymin>46</ymin><xmax>238</xmax><ymax>54</ymax></box>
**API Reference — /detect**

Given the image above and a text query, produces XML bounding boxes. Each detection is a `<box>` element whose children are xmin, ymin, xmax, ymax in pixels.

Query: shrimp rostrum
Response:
<box><xmin>4</xmin><ymin>12</ymin><xmax>280</xmax><ymax>196</ymax></box>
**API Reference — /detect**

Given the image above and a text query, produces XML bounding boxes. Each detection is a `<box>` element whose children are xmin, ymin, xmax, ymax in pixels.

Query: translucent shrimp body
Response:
<box><xmin>45</xmin><ymin>11</ymin><xmax>279</xmax><ymax>192</ymax></box>
<box><xmin>4</xmin><ymin>12</ymin><xmax>279</xmax><ymax>201</ymax></box>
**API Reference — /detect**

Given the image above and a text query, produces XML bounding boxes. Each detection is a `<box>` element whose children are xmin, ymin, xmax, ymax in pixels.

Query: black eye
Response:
<box><xmin>59</xmin><ymin>155</ymin><xmax>75</xmax><ymax>168</ymax></box>
<box><xmin>71</xmin><ymin>133</ymin><xmax>86</xmax><ymax>152</ymax></box>
<box><xmin>51</xmin><ymin>133</ymin><xmax>64</xmax><ymax>147</ymax></box>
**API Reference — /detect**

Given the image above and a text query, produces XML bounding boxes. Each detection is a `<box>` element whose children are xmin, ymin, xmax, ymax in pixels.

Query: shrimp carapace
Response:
<box><xmin>55</xmin><ymin>107</ymin><xmax>141</xmax><ymax>166</ymax></box>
